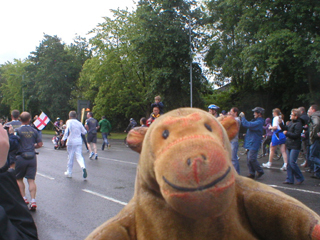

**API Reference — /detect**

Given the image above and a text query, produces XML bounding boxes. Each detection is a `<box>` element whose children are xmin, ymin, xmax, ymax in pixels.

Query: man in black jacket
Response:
<box><xmin>0</xmin><ymin>124</ymin><xmax>38</xmax><ymax>240</ymax></box>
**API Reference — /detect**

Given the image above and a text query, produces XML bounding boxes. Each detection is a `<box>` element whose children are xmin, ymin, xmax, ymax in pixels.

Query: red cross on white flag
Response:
<box><xmin>34</xmin><ymin>112</ymin><xmax>50</xmax><ymax>130</ymax></box>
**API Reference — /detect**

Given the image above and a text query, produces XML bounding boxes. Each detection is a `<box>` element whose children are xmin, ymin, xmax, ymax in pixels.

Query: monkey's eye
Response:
<box><xmin>205</xmin><ymin>123</ymin><xmax>212</xmax><ymax>132</ymax></box>
<box><xmin>162</xmin><ymin>130</ymin><xmax>169</xmax><ymax>139</ymax></box>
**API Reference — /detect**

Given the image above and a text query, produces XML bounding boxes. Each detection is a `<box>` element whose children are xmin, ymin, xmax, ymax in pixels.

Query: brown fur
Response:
<box><xmin>86</xmin><ymin>108</ymin><xmax>320</xmax><ymax>240</ymax></box>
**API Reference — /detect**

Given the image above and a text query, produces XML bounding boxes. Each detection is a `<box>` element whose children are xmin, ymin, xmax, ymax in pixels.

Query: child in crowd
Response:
<box><xmin>151</xmin><ymin>96</ymin><xmax>164</xmax><ymax>114</ymax></box>
<box><xmin>261</xmin><ymin>118</ymin><xmax>272</xmax><ymax>157</ymax></box>
<box><xmin>147</xmin><ymin>106</ymin><xmax>161</xmax><ymax>126</ymax></box>
<box><xmin>140</xmin><ymin>117</ymin><xmax>147</xmax><ymax>127</ymax></box>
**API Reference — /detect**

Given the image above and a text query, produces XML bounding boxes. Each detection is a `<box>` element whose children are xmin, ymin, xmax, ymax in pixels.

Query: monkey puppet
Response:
<box><xmin>86</xmin><ymin>108</ymin><xmax>320</xmax><ymax>240</ymax></box>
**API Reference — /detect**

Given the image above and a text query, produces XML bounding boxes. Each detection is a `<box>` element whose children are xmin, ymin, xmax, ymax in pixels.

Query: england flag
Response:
<box><xmin>34</xmin><ymin>112</ymin><xmax>50</xmax><ymax>130</ymax></box>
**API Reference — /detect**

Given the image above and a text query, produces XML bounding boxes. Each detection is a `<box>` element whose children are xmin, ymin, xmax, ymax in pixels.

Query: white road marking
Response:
<box><xmin>97</xmin><ymin>156</ymin><xmax>137</xmax><ymax>165</ymax></box>
<box><xmin>82</xmin><ymin>189</ymin><xmax>127</xmax><ymax>206</ymax></box>
<box><xmin>269</xmin><ymin>185</ymin><xmax>320</xmax><ymax>195</ymax></box>
<box><xmin>37</xmin><ymin>172</ymin><xmax>55</xmax><ymax>180</ymax></box>
<box><xmin>262</xmin><ymin>166</ymin><xmax>287</xmax><ymax>171</ymax></box>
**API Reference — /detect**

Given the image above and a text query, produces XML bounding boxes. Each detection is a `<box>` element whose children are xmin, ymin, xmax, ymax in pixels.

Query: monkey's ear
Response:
<box><xmin>126</xmin><ymin>127</ymin><xmax>148</xmax><ymax>153</ymax></box>
<box><xmin>218</xmin><ymin>116</ymin><xmax>239</xmax><ymax>140</ymax></box>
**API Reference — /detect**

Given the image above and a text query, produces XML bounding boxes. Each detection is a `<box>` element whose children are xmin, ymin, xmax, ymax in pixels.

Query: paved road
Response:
<box><xmin>29</xmin><ymin>135</ymin><xmax>320</xmax><ymax>240</ymax></box>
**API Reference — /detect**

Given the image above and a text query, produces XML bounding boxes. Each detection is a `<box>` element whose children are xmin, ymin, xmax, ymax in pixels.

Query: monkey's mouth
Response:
<box><xmin>162</xmin><ymin>166</ymin><xmax>231</xmax><ymax>192</ymax></box>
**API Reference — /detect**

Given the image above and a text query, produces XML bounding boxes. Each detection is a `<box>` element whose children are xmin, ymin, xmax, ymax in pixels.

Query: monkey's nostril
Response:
<box><xmin>187</xmin><ymin>158</ymin><xmax>191</xmax><ymax>166</ymax></box>
<box><xmin>202</xmin><ymin>154</ymin><xmax>207</xmax><ymax>160</ymax></box>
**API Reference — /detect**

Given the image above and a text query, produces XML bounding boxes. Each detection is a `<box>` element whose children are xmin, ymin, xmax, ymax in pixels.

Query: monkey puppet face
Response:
<box><xmin>127</xmin><ymin>108</ymin><xmax>239</xmax><ymax>220</ymax></box>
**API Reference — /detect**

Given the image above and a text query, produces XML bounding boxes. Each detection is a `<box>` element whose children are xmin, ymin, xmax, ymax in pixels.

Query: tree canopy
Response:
<box><xmin>0</xmin><ymin>0</ymin><xmax>319</xmax><ymax>125</ymax></box>
<box><xmin>204</xmin><ymin>0</ymin><xmax>320</xmax><ymax>113</ymax></box>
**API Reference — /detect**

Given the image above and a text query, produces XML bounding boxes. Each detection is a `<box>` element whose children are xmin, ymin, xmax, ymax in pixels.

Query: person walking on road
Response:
<box><xmin>229</xmin><ymin>107</ymin><xmax>241</xmax><ymax>174</ymax></box>
<box><xmin>6</xmin><ymin>109</ymin><xmax>21</xmax><ymax>169</ymax></box>
<box><xmin>280</xmin><ymin>109</ymin><xmax>304</xmax><ymax>185</ymax></box>
<box><xmin>15</xmin><ymin>112</ymin><xmax>43</xmax><ymax>211</ymax></box>
<box><xmin>61</xmin><ymin>111</ymin><xmax>88</xmax><ymax>179</ymax></box>
<box><xmin>262</xmin><ymin>108</ymin><xmax>288</xmax><ymax>171</ymax></box>
<box><xmin>261</xmin><ymin>118</ymin><xmax>272</xmax><ymax>157</ymax></box>
<box><xmin>85</xmin><ymin>112</ymin><xmax>99</xmax><ymax>160</ymax></box>
<box><xmin>99</xmin><ymin>116</ymin><xmax>112</xmax><ymax>150</ymax></box>
<box><xmin>239</xmin><ymin>107</ymin><xmax>265</xmax><ymax>179</ymax></box>
<box><xmin>308</xmin><ymin>105</ymin><xmax>320</xmax><ymax>179</ymax></box>
<box><xmin>299</xmin><ymin>106</ymin><xmax>310</xmax><ymax>168</ymax></box>
<box><xmin>0</xmin><ymin>125</ymin><xmax>38</xmax><ymax>239</ymax></box>
<box><xmin>7</xmin><ymin>109</ymin><xmax>21</xmax><ymax>130</ymax></box>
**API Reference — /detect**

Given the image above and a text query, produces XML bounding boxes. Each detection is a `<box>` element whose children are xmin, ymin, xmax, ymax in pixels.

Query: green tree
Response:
<box><xmin>77</xmin><ymin>9</ymin><xmax>150</xmax><ymax>128</ymax></box>
<box><xmin>77</xmin><ymin>1</ymin><xmax>210</xmax><ymax>130</ymax></box>
<box><xmin>205</xmin><ymin>0</ymin><xmax>320</xmax><ymax>112</ymax></box>
<box><xmin>134</xmin><ymin>0</ymin><xmax>208</xmax><ymax>109</ymax></box>
<box><xmin>0</xmin><ymin>59</ymin><xmax>30</xmax><ymax>112</ymax></box>
<box><xmin>27</xmin><ymin>34</ymin><xmax>89</xmax><ymax>120</ymax></box>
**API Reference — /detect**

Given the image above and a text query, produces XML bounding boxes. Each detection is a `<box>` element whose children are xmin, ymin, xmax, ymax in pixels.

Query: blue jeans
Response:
<box><xmin>231</xmin><ymin>141</ymin><xmax>240</xmax><ymax>174</ymax></box>
<box><xmin>286</xmin><ymin>149</ymin><xmax>304</xmax><ymax>183</ymax></box>
<box><xmin>247</xmin><ymin>149</ymin><xmax>264</xmax><ymax>176</ymax></box>
<box><xmin>310</xmin><ymin>139</ymin><xmax>320</xmax><ymax>177</ymax></box>
<box><xmin>102</xmin><ymin>132</ymin><xmax>109</xmax><ymax>150</ymax></box>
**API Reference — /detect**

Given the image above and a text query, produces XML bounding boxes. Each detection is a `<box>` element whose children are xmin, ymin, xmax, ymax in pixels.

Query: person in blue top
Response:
<box><xmin>239</xmin><ymin>107</ymin><xmax>265</xmax><ymax>179</ymax></box>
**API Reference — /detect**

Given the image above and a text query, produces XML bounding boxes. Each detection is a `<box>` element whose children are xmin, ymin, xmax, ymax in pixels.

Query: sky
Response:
<box><xmin>0</xmin><ymin>0</ymin><xmax>137</xmax><ymax>65</ymax></box>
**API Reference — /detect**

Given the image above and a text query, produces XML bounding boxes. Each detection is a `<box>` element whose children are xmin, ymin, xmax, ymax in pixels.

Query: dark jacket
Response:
<box><xmin>280</xmin><ymin>119</ymin><xmax>303</xmax><ymax>150</ymax></box>
<box><xmin>7</xmin><ymin>134</ymin><xmax>20</xmax><ymax>167</ymax></box>
<box><xmin>0</xmin><ymin>168</ymin><xmax>38</xmax><ymax>240</ymax></box>
<box><xmin>125</xmin><ymin>120</ymin><xmax>137</xmax><ymax>133</ymax></box>
<box><xmin>241</xmin><ymin>116</ymin><xmax>264</xmax><ymax>151</ymax></box>
<box><xmin>299</xmin><ymin>112</ymin><xmax>309</xmax><ymax>142</ymax></box>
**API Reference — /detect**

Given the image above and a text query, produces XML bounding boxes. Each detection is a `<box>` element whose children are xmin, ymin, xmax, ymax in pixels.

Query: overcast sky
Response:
<box><xmin>0</xmin><ymin>0</ymin><xmax>136</xmax><ymax>65</ymax></box>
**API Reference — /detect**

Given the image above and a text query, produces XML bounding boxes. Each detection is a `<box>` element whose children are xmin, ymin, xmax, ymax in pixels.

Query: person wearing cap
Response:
<box><xmin>208</xmin><ymin>104</ymin><xmax>220</xmax><ymax>118</ymax></box>
<box><xmin>239</xmin><ymin>107</ymin><xmax>265</xmax><ymax>179</ymax></box>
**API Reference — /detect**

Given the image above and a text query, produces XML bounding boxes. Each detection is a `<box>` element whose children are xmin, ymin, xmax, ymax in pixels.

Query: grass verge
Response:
<box><xmin>41</xmin><ymin>130</ymin><xmax>127</xmax><ymax>140</ymax></box>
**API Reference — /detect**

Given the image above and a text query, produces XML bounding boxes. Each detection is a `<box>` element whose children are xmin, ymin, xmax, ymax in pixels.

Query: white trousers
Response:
<box><xmin>66</xmin><ymin>145</ymin><xmax>86</xmax><ymax>174</ymax></box>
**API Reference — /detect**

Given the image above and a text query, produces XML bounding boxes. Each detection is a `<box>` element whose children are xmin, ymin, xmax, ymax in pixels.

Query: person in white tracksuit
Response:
<box><xmin>61</xmin><ymin>111</ymin><xmax>88</xmax><ymax>179</ymax></box>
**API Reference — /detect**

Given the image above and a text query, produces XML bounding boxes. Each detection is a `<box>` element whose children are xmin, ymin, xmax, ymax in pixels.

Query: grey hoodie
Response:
<box><xmin>309</xmin><ymin>111</ymin><xmax>320</xmax><ymax>144</ymax></box>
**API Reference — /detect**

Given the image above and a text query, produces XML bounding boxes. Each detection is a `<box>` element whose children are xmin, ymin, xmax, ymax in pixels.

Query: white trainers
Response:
<box><xmin>280</xmin><ymin>164</ymin><xmax>287</xmax><ymax>171</ymax></box>
<box><xmin>89</xmin><ymin>152</ymin><xmax>94</xmax><ymax>159</ymax></box>
<box><xmin>64</xmin><ymin>171</ymin><xmax>72</xmax><ymax>178</ymax></box>
<box><xmin>262</xmin><ymin>162</ymin><xmax>272</xmax><ymax>168</ymax></box>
